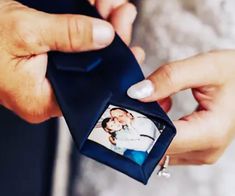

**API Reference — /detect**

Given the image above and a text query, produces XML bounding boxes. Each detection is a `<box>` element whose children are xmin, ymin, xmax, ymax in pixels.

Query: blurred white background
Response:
<box><xmin>53</xmin><ymin>0</ymin><xmax>235</xmax><ymax>195</ymax></box>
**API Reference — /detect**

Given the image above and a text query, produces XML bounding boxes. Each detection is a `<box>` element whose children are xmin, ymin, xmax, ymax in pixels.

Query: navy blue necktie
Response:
<box><xmin>17</xmin><ymin>0</ymin><xmax>176</xmax><ymax>184</ymax></box>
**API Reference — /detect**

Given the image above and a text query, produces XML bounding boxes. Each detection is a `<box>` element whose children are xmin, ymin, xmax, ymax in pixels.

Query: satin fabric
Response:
<box><xmin>17</xmin><ymin>0</ymin><xmax>176</xmax><ymax>184</ymax></box>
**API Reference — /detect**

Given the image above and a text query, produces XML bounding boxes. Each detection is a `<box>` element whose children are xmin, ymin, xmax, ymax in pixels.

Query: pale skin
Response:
<box><xmin>104</xmin><ymin>118</ymin><xmax>121</xmax><ymax>145</ymax></box>
<box><xmin>106</xmin><ymin>118</ymin><xmax>123</xmax><ymax>132</ymax></box>
<box><xmin>0</xmin><ymin>0</ymin><xmax>145</xmax><ymax>123</ymax></box>
<box><xmin>127</xmin><ymin>50</ymin><xmax>235</xmax><ymax>166</ymax></box>
<box><xmin>105</xmin><ymin>111</ymin><xmax>134</xmax><ymax>145</ymax></box>
<box><xmin>110</xmin><ymin>109</ymin><xmax>133</xmax><ymax>126</ymax></box>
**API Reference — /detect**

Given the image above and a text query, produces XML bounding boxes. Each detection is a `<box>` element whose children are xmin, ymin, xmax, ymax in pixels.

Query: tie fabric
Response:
<box><xmin>17</xmin><ymin>0</ymin><xmax>176</xmax><ymax>184</ymax></box>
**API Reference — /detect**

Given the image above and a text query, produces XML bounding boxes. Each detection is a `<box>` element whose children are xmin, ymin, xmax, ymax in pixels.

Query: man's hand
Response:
<box><xmin>0</xmin><ymin>0</ymin><xmax>144</xmax><ymax>123</ymax></box>
<box><xmin>127</xmin><ymin>50</ymin><xmax>235</xmax><ymax>165</ymax></box>
<box><xmin>0</xmin><ymin>0</ymin><xmax>114</xmax><ymax>123</ymax></box>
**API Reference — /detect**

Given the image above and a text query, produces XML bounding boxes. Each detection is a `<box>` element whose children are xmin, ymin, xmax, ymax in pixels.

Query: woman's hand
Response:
<box><xmin>0</xmin><ymin>0</ymin><xmax>143</xmax><ymax>123</ymax></box>
<box><xmin>127</xmin><ymin>50</ymin><xmax>235</xmax><ymax>165</ymax></box>
<box><xmin>89</xmin><ymin>0</ymin><xmax>137</xmax><ymax>45</ymax></box>
<box><xmin>90</xmin><ymin>0</ymin><xmax>146</xmax><ymax>68</ymax></box>
<box><xmin>90</xmin><ymin>0</ymin><xmax>145</xmax><ymax>63</ymax></box>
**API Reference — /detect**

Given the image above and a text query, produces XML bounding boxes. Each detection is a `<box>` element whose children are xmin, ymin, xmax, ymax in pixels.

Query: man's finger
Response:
<box><xmin>109</xmin><ymin>3</ymin><xmax>137</xmax><ymax>45</ymax></box>
<box><xmin>127</xmin><ymin>53</ymin><xmax>222</xmax><ymax>101</ymax></box>
<box><xmin>36</xmin><ymin>12</ymin><xmax>114</xmax><ymax>53</ymax></box>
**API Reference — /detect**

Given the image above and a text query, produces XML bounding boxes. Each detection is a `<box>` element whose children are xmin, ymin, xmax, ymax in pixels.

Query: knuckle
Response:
<box><xmin>21</xmin><ymin>102</ymin><xmax>50</xmax><ymax>124</ymax></box>
<box><xmin>198</xmin><ymin>148</ymin><xmax>223</xmax><ymax>165</ymax></box>
<box><xmin>65</xmin><ymin>15</ymin><xmax>86</xmax><ymax>51</ymax></box>
<box><xmin>207</xmin><ymin>49</ymin><xmax>220</xmax><ymax>56</ymax></box>
<box><xmin>202</xmin><ymin>156</ymin><xmax>219</xmax><ymax>165</ymax></box>
<box><xmin>208</xmin><ymin>132</ymin><xmax>226</xmax><ymax>151</ymax></box>
<box><xmin>159</xmin><ymin>64</ymin><xmax>176</xmax><ymax>90</ymax></box>
<box><xmin>213</xmin><ymin>139</ymin><xmax>225</xmax><ymax>151</ymax></box>
<box><xmin>12</xmin><ymin>19</ymin><xmax>40</xmax><ymax>50</ymax></box>
<box><xmin>0</xmin><ymin>1</ymin><xmax>24</xmax><ymax>13</ymax></box>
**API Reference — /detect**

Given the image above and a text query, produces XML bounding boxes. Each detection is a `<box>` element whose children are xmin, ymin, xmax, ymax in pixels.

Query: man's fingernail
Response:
<box><xmin>93</xmin><ymin>20</ymin><xmax>114</xmax><ymax>47</ymax></box>
<box><xmin>127</xmin><ymin>79</ymin><xmax>154</xmax><ymax>99</ymax></box>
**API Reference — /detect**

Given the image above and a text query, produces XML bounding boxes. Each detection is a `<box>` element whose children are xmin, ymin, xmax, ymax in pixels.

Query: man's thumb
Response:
<box><xmin>127</xmin><ymin>54</ymin><xmax>219</xmax><ymax>101</ymax></box>
<box><xmin>36</xmin><ymin>12</ymin><xmax>115</xmax><ymax>52</ymax></box>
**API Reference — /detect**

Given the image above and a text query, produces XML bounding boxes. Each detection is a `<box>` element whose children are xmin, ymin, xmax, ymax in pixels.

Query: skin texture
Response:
<box><xmin>106</xmin><ymin>118</ymin><xmax>122</xmax><ymax>131</ymax></box>
<box><xmin>110</xmin><ymin>109</ymin><xmax>133</xmax><ymax>126</ymax></box>
<box><xmin>0</xmin><ymin>0</ymin><xmax>145</xmax><ymax>123</ymax></box>
<box><xmin>129</xmin><ymin>50</ymin><xmax>235</xmax><ymax>165</ymax></box>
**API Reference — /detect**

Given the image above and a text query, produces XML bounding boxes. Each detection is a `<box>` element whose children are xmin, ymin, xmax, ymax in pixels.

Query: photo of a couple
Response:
<box><xmin>88</xmin><ymin>105</ymin><xmax>164</xmax><ymax>165</ymax></box>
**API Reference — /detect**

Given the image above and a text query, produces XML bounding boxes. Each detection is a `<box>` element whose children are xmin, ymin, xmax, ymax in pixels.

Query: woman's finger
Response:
<box><xmin>158</xmin><ymin>97</ymin><xmax>172</xmax><ymax>113</ymax></box>
<box><xmin>167</xmin><ymin>111</ymin><xmax>218</xmax><ymax>154</ymax></box>
<box><xmin>165</xmin><ymin>148</ymin><xmax>223</xmax><ymax>165</ymax></box>
<box><xmin>127</xmin><ymin>53</ymin><xmax>223</xmax><ymax>101</ymax></box>
<box><xmin>159</xmin><ymin>149</ymin><xmax>218</xmax><ymax>166</ymax></box>
<box><xmin>95</xmin><ymin>0</ymin><xmax>127</xmax><ymax>19</ymax></box>
<box><xmin>131</xmin><ymin>46</ymin><xmax>145</xmax><ymax>64</ymax></box>
<box><xmin>109</xmin><ymin>3</ymin><xmax>137</xmax><ymax>45</ymax></box>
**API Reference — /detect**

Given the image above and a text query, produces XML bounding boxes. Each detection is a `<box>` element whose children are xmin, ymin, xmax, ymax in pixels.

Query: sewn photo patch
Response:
<box><xmin>88</xmin><ymin>105</ymin><xmax>164</xmax><ymax>165</ymax></box>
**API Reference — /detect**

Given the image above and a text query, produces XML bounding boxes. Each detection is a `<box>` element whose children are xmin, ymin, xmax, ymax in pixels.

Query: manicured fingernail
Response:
<box><xmin>127</xmin><ymin>79</ymin><xmax>154</xmax><ymax>99</ymax></box>
<box><xmin>93</xmin><ymin>20</ymin><xmax>114</xmax><ymax>47</ymax></box>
